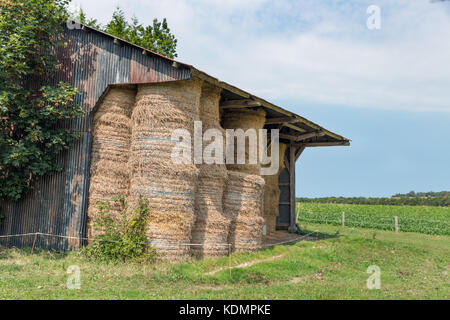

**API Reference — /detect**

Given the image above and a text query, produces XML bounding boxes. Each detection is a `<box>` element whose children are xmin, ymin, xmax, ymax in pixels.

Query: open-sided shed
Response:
<box><xmin>0</xmin><ymin>24</ymin><xmax>349</xmax><ymax>252</ymax></box>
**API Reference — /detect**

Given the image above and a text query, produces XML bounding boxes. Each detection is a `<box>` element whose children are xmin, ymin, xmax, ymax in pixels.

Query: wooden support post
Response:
<box><xmin>288</xmin><ymin>145</ymin><xmax>297</xmax><ymax>233</ymax></box>
<box><xmin>395</xmin><ymin>216</ymin><xmax>399</xmax><ymax>233</ymax></box>
<box><xmin>342</xmin><ymin>212</ymin><xmax>345</xmax><ymax>227</ymax></box>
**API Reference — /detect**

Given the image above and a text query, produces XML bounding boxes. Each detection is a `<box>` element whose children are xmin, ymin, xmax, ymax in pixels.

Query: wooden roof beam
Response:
<box><xmin>294</xmin><ymin>141</ymin><xmax>350</xmax><ymax>148</ymax></box>
<box><xmin>283</xmin><ymin>123</ymin><xmax>307</xmax><ymax>133</ymax></box>
<box><xmin>220</xmin><ymin>99</ymin><xmax>261</xmax><ymax>109</ymax></box>
<box><xmin>280</xmin><ymin>131</ymin><xmax>326</xmax><ymax>142</ymax></box>
<box><xmin>295</xmin><ymin>131</ymin><xmax>326</xmax><ymax>142</ymax></box>
<box><xmin>265</xmin><ymin>117</ymin><xmax>300</xmax><ymax>125</ymax></box>
<box><xmin>279</xmin><ymin>133</ymin><xmax>299</xmax><ymax>141</ymax></box>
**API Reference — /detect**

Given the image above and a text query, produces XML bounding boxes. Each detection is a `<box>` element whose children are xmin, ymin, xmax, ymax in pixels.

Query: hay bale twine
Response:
<box><xmin>221</xmin><ymin>109</ymin><xmax>266</xmax><ymax>175</ymax></box>
<box><xmin>128</xmin><ymin>79</ymin><xmax>203</xmax><ymax>260</ymax></box>
<box><xmin>87</xmin><ymin>88</ymin><xmax>136</xmax><ymax>238</ymax></box>
<box><xmin>263</xmin><ymin>142</ymin><xmax>288</xmax><ymax>236</ymax></box>
<box><xmin>191</xmin><ymin>84</ymin><xmax>230</xmax><ymax>258</ymax></box>
<box><xmin>224</xmin><ymin>171</ymin><xmax>265</xmax><ymax>252</ymax></box>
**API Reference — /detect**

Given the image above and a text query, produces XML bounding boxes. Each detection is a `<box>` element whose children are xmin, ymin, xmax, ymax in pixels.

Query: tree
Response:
<box><xmin>104</xmin><ymin>7</ymin><xmax>129</xmax><ymax>40</ymax></box>
<box><xmin>77</xmin><ymin>7</ymin><xmax>178</xmax><ymax>59</ymax></box>
<box><xmin>0</xmin><ymin>0</ymin><xmax>83</xmax><ymax>201</ymax></box>
<box><xmin>78</xmin><ymin>7</ymin><xmax>101</xmax><ymax>29</ymax></box>
<box><xmin>138</xmin><ymin>18</ymin><xmax>178</xmax><ymax>59</ymax></box>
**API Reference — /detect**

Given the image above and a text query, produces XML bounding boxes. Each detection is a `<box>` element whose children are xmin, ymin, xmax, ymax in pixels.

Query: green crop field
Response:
<box><xmin>0</xmin><ymin>224</ymin><xmax>448</xmax><ymax>300</ymax></box>
<box><xmin>297</xmin><ymin>202</ymin><xmax>450</xmax><ymax>236</ymax></box>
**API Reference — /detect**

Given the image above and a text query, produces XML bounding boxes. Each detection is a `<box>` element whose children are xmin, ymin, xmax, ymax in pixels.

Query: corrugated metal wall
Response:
<box><xmin>0</xmin><ymin>27</ymin><xmax>191</xmax><ymax>250</ymax></box>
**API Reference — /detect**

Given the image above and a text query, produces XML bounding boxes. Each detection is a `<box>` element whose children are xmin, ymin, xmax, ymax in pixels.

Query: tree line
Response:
<box><xmin>75</xmin><ymin>6</ymin><xmax>178</xmax><ymax>59</ymax></box>
<box><xmin>297</xmin><ymin>191</ymin><xmax>450</xmax><ymax>207</ymax></box>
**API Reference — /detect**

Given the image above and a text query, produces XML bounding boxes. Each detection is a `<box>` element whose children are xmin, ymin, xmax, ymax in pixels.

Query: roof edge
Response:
<box><xmin>190</xmin><ymin>67</ymin><xmax>350</xmax><ymax>143</ymax></box>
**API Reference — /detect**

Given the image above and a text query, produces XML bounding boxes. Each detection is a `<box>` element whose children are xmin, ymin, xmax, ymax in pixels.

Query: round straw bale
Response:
<box><xmin>128</xmin><ymin>79</ymin><xmax>203</xmax><ymax>259</ymax></box>
<box><xmin>191</xmin><ymin>84</ymin><xmax>231</xmax><ymax>258</ymax></box>
<box><xmin>224</xmin><ymin>171</ymin><xmax>265</xmax><ymax>252</ymax></box>
<box><xmin>87</xmin><ymin>88</ymin><xmax>136</xmax><ymax>238</ymax></box>
<box><xmin>221</xmin><ymin>109</ymin><xmax>266</xmax><ymax>175</ymax></box>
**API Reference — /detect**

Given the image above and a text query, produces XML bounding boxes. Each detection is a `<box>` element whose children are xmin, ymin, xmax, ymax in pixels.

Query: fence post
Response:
<box><xmin>30</xmin><ymin>232</ymin><xmax>38</xmax><ymax>256</ymax></box>
<box><xmin>342</xmin><ymin>212</ymin><xmax>345</xmax><ymax>227</ymax></box>
<box><xmin>395</xmin><ymin>216</ymin><xmax>399</xmax><ymax>233</ymax></box>
<box><xmin>228</xmin><ymin>244</ymin><xmax>232</xmax><ymax>278</ymax></box>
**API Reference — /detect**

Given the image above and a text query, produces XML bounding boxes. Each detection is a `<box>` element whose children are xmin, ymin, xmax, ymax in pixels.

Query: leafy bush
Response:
<box><xmin>0</xmin><ymin>0</ymin><xmax>84</xmax><ymax>200</ymax></box>
<box><xmin>83</xmin><ymin>196</ymin><xmax>157</xmax><ymax>263</ymax></box>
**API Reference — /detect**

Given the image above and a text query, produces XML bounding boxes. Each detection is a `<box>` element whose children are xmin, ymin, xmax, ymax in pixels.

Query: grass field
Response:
<box><xmin>1</xmin><ymin>223</ymin><xmax>448</xmax><ymax>300</ymax></box>
<box><xmin>297</xmin><ymin>202</ymin><xmax>450</xmax><ymax>235</ymax></box>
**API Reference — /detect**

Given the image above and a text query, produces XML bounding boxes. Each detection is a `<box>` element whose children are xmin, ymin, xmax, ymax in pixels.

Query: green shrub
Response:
<box><xmin>0</xmin><ymin>0</ymin><xmax>84</xmax><ymax>201</ymax></box>
<box><xmin>83</xmin><ymin>196</ymin><xmax>157</xmax><ymax>263</ymax></box>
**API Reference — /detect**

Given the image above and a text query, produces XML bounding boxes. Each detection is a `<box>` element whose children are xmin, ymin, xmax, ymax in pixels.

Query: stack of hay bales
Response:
<box><xmin>222</xmin><ymin>109</ymin><xmax>266</xmax><ymax>175</ymax></box>
<box><xmin>262</xmin><ymin>142</ymin><xmax>288</xmax><ymax>237</ymax></box>
<box><xmin>87</xmin><ymin>88</ymin><xmax>136</xmax><ymax>238</ymax></box>
<box><xmin>224</xmin><ymin>171</ymin><xmax>265</xmax><ymax>251</ymax></box>
<box><xmin>221</xmin><ymin>109</ymin><xmax>266</xmax><ymax>252</ymax></box>
<box><xmin>128</xmin><ymin>79</ymin><xmax>203</xmax><ymax>259</ymax></box>
<box><xmin>191</xmin><ymin>84</ymin><xmax>229</xmax><ymax>258</ymax></box>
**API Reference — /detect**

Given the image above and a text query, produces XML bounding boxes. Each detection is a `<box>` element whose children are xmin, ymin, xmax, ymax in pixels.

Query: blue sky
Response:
<box><xmin>72</xmin><ymin>0</ymin><xmax>450</xmax><ymax>197</ymax></box>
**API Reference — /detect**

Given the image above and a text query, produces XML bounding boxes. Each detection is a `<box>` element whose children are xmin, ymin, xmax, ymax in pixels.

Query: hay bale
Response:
<box><xmin>191</xmin><ymin>84</ymin><xmax>230</xmax><ymax>258</ymax></box>
<box><xmin>87</xmin><ymin>88</ymin><xmax>136</xmax><ymax>238</ymax></box>
<box><xmin>221</xmin><ymin>109</ymin><xmax>267</xmax><ymax>252</ymax></box>
<box><xmin>191</xmin><ymin>165</ymin><xmax>229</xmax><ymax>257</ymax></box>
<box><xmin>221</xmin><ymin>109</ymin><xmax>266</xmax><ymax>175</ymax></box>
<box><xmin>224</xmin><ymin>171</ymin><xmax>265</xmax><ymax>252</ymax></box>
<box><xmin>263</xmin><ymin>143</ymin><xmax>288</xmax><ymax>236</ymax></box>
<box><xmin>128</xmin><ymin>79</ymin><xmax>203</xmax><ymax>260</ymax></box>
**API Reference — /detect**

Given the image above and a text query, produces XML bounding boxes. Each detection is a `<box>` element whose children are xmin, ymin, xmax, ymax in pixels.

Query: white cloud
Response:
<box><xmin>73</xmin><ymin>0</ymin><xmax>450</xmax><ymax>112</ymax></box>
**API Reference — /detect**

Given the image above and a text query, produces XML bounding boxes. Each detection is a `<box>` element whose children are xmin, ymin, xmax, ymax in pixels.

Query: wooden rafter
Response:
<box><xmin>294</xmin><ymin>141</ymin><xmax>350</xmax><ymax>148</ymax></box>
<box><xmin>295</xmin><ymin>131</ymin><xmax>326</xmax><ymax>142</ymax></box>
<box><xmin>220</xmin><ymin>99</ymin><xmax>261</xmax><ymax>109</ymax></box>
<box><xmin>279</xmin><ymin>133</ymin><xmax>299</xmax><ymax>141</ymax></box>
<box><xmin>265</xmin><ymin>117</ymin><xmax>299</xmax><ymax>125</ymax></box>
<box><xmin>279</xmin><ymin>131</ymin><xmax>326</xmax><ymax>142</ymax></box>
<box><xmin>283</xmin><ymin>123</ymin><xmax>307</xmax><ymax>133</ymax></box>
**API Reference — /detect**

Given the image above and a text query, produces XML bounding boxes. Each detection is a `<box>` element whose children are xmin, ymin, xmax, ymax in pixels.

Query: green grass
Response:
<box><xmin>1</xmin><ymin>224</ymin><xmax>449</xmax><ymax>300</ymax></box>
<box><xmin>298</xmin><ymin>202</ymin><xmax>450</xmax><ymax>235</ymax></box>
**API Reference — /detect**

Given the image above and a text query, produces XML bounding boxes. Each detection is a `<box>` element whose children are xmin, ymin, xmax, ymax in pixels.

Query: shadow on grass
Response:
<box><xmin>297</xmin><ymin>226</ymin><xmax>341</xmax><ymax>241</ymax></box>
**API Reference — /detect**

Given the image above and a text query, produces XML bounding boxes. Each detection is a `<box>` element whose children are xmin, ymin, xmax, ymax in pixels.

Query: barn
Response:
<box><xmin>0</xmin><ymin>24</ymin><xmax>349</xmax><ymax>258</ymax></box>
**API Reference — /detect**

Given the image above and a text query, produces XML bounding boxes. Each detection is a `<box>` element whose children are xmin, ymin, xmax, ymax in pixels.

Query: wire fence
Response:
<box><xmin>297</xmin><ymin>209</ymin><xmax>450</xmax><ymax>236</ymax></box>
<box><xmin>0</xmin><ymin>230</ymin><xmax>320</xmax><ymax>255</ymax></box>
<box><xmin>0</xmin><ymin>230</ymin><xmax>320</xmax><ymax>279</ymax></box>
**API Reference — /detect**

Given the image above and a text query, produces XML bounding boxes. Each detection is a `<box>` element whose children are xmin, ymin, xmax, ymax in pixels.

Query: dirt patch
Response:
<box><xmin>198</xmin><ymin>285</ymin><xmax>226</xmax><ymax>291</ymax></box>
<box><xmin>206</xmin><ymin>254</ymin><xmax>284</xmax><ymax>275</ymax></box>
<box><xmin>290</xmin><ymin>277</ymin><xmax>306</xmax><ymax>284</ymax></box>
